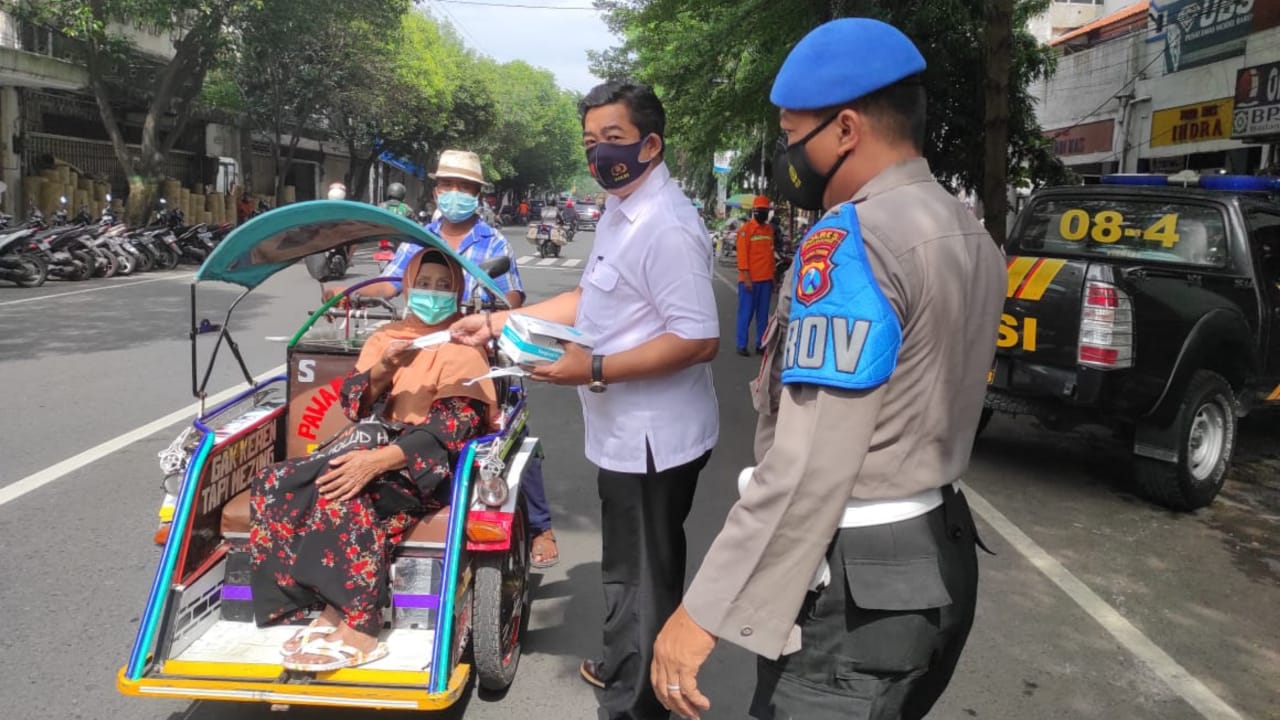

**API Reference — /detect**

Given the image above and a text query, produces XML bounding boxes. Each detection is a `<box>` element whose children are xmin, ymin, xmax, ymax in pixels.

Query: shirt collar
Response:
<box><xmin>606</xmin><ymin>162</ymin><xmax>672</xmax><ymax>223</ymax></box>
<box><xmin>851</xmin><ymin>157</ymin><xmax>934</xmax><ymax>204</ymax></box>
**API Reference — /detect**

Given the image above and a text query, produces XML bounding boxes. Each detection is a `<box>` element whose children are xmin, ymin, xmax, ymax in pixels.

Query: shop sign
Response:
<box><xmin>1233</xmin><ymin>61</ymin><xmax>1280</xmax><ymax>138</ymax></box>
<box><xmin>1151</xmin><ymin>98</ymin><xmax>1233</xmax><ymax>147</ymax></box>
<box><xmin>1149</xmin><ymin>0</ymin><xmax>1256</xmax><ymax>74</ymax></box>
<box><xmin>1044</xmin><ymin>120</ymin><xmax>1115</xmax><ymax>157</ymax></box>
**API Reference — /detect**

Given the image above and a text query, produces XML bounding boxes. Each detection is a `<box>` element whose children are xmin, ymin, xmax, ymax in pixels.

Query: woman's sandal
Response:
<box><xmin>281</xmin><ymin>638</ymin><xmax>390</xmax><ymax>672</ymax></box>
<box><xmin>531</xmin><ymin>529</ymin><xmax>559</xmax><ymax>569</ymax></box>
<box><xmin>279</xmin><ymin>623</ymin><xmax>336</xmax><ymax>656</ymax></box>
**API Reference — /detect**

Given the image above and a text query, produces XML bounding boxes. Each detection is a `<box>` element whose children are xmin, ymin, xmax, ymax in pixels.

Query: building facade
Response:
<box><xmin>1036</xmin><ymin>0</ymin><xmax>1280</xmax><ymax>181</ymax></box>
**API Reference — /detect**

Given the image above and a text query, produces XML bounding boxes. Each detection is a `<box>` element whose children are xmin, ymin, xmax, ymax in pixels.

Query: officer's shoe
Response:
<box><xmin>580</xmin><ymin>659</ymin><xmax>607</xmax><ymax>689</ymax></box>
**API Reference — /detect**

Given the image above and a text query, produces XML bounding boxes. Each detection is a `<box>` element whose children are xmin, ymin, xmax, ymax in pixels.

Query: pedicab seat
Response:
<box><xmin>219</xmin><ymin>489</ymin><xmax>452</xmax><ymax>546</ymax></box>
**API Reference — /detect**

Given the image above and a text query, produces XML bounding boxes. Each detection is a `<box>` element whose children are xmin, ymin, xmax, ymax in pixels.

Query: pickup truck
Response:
<box><xmin>982</xmin><ymin>173</ymin><xmax>1280</xmax><ymax>510</ymax></box>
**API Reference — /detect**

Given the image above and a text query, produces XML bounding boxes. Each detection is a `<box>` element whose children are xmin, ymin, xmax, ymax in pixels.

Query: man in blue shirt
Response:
<box><xmin>326</xmin><ymin>150</ymin><xmax>558</xmax><ymax>567</ymax></box>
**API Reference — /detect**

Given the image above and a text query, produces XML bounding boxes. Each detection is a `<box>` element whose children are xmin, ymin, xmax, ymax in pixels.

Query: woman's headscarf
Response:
<box><xmin>355</xmin><ymin>248</ymin><xmax>497</xmax><ymax>424</ymax></box>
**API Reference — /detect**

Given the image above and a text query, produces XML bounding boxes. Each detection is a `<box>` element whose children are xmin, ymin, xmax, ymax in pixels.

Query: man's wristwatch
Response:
<box><xmin>589</xmin><ymin>354</ymin><xmax>608</xmax><ymax>393</ymax></box>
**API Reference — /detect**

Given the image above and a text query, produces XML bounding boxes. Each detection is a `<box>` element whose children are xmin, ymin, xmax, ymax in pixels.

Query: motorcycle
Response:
<box><xmin>28</xmin><ymin>201</ymin><xmax>95</xmax><ymax>281</ymax></box>
<box><xmin>0</xmin><ymin>226</ymin><xmax>48</xmax><ymax>287</ymax></box>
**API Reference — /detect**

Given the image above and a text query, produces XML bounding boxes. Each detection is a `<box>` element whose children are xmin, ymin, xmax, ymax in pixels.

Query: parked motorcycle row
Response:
<box><xmin>0</xmin><ymin>197</ymin><xmax>232</xmax><ymax>289</ymax></box>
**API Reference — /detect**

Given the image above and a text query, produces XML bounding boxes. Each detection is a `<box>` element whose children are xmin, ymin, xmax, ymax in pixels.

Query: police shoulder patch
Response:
<box><xmin>781</xmin><ymin>203</ymin><xmax>901</xmax><ymax>391</ymax></box>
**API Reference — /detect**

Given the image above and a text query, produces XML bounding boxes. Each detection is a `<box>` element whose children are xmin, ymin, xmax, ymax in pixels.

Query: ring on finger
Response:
<box><xmin>665</xmin><ymin>684</ymin><xmax>681</xmax><ymax>692</ymax></box>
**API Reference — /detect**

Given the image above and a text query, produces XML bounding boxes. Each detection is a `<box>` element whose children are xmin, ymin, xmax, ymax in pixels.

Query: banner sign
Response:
<box><xmin>1044</xmin><ymin>120</ymin><xmax>1115</xmax><ymax>157</ymax></box>
<box><xmin>1233</xmin><ymin>61</ymin><xmax>1280</xmax><ymax>138</ymax></box>
<box><xmin>1150</xmin><ymin>98</ymin><xmax>1234</xmax><ymax>147</ymax></box>
<box><xmin>1149</xmin><ymin>0</ymin><xmax>1255</xmax><ymax>74</ymax></box>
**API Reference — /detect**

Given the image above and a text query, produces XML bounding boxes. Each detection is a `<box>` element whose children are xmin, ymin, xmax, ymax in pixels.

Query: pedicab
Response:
<box><xmin>118</xmin><ymin>201</ymin><xmax>538</xmax><ymax>711</ymax></box>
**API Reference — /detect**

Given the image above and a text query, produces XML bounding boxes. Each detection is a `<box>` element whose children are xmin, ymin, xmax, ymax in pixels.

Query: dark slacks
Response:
<box><xmin>750</xmin><ymin>485</ymin><xmax>980</xmax><ymax>720</ymax></box>
<box><xmin>596</xmin><ymin>449</ymin><xmax>711</xmax><ymax>720</ymax></box>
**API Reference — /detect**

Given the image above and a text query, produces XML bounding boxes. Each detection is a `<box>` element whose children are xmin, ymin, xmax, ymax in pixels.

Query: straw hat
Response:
<box><xmin>429</xmin><ymin>150</ymin><xmax>488</xmax><ymax>187</ymax></box>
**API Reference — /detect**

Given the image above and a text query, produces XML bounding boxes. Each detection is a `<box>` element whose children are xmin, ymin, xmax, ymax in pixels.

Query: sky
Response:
<box><xmin>427</xmin><ymin>0</ymin><xmax>619</xmax><ymax>94</ymax></box>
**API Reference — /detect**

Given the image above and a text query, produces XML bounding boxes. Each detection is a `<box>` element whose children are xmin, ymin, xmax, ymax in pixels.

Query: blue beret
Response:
<box><xmin>771</xmin><ymin>18</ymin><xmax>926</xmax><ymax>110</ymax></box>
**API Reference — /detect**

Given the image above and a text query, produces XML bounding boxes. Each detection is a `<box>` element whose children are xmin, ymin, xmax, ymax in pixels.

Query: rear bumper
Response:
<box><xmin>116</xmin><ymin>662</ymin><xmax>470</xmax><ymax>711</ymax></box>
<box><xmin>986</xmin><ymin>356</ymin><xmax>1143</xmax><ymax>420</ymax></box>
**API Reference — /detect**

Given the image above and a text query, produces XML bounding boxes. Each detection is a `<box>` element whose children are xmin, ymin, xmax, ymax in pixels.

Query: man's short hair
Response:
<box><xmin>838</xmin><ymin>76</ymin><xmax>927</xmax><ymax>151</ymax></box>
<box><xmin>579</xmin><ymin>81</ymin><xmax>667</xmax><ymax>147</ymax></box>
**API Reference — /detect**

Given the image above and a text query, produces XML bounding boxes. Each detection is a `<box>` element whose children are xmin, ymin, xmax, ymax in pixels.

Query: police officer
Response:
<box><xmin>650</xmin><ymin>18</ymin><xmax>1006</xmax><ymax>720</ymax></box>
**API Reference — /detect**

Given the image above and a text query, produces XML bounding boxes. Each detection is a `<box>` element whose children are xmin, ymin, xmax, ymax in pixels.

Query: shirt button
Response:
<box><xmin>740</xmin><ymin>626</ymin><xmax>754</xmax><ymax>637</ymax></box>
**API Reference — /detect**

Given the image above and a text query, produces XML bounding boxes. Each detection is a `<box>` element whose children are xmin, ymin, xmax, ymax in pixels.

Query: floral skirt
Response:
<box><xmin>248</xmin><ymin>399</ymin><xmax>483</xmax><ymax>634</ymax></box>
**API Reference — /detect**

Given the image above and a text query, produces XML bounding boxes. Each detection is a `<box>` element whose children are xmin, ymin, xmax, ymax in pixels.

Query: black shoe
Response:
<box><xmin>580</xmin><ymin>659</ymin><xmax>607</xmax><ymax>689</ymax></box>
<box><xmin>736</xmin><ymin>347</ymin><xmax>750</xmax><ymax>357</ymax></box>
<box><xmin>755</xmin><ymin>346</ymin><xmax>765</xmax><ymax>355</ymax></box>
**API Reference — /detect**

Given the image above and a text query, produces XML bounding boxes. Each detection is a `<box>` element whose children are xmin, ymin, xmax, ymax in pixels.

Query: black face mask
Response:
<box><xmin>772</xmin><ymin>113</ymin><xmax>849</xmax><ymax>211</ymax></box>
<box><xmin>753</xmin><ymin>210</ymin><xmax>769</xmax><ymax>223</ymax></box>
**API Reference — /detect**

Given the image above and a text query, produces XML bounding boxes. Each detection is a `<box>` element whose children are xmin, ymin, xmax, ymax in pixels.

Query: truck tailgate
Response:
<box><xmin>996</xmin><ymin>256</ymin><xmax>1087</xmax><ymax>371</ymax></box>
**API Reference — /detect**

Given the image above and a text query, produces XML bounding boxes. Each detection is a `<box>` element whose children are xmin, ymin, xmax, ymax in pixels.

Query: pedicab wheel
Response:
<box><xmin>15</xmin><ymin>254</ymin><xmax>47</xmax><ymax>287</ymax></box>
<box><xmin>472</xmin><ymin>499</ymin><xmax>531</xmax><ymax>691</ymax></box>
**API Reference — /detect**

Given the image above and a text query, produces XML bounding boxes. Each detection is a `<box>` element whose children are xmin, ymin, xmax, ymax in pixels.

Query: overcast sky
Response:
<box><xmin>428</xmin><ymin>0</ymin><xmax>617</xmax><ymax>94</ymax></box>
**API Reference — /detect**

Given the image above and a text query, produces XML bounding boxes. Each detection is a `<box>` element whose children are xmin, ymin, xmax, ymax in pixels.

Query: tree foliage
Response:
<box><xmin>592</xmin><ymin>0</ymin><xmax>1068</xmax><ymax>215</ymax></box>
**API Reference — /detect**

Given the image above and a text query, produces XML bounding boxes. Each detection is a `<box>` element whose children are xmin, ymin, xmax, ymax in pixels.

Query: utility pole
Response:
<box><xmin>982</xmin><ymin>0</ymin><xmax>1014</xmax><ymax>245</ymax></box>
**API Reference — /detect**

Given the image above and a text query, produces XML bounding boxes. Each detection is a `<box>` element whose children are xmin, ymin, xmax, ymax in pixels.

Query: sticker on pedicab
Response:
<box><xmin>781</xmin><ymin>204</ymin><xmax>901</xmax><ymax>391</ymax></box>
<box><xmin>180</xmin><ymin>414</ymin><xmax>282</xmax><ymax>579</ymax></box>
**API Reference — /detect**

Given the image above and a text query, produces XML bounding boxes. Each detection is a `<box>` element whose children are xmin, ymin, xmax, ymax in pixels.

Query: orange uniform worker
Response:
<box><xmin>735</xmin><ymin>195</ymin><xmax>777</xmax><ymax>356</ymax></box>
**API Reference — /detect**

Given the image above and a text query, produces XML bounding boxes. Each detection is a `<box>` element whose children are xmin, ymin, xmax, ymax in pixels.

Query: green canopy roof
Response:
<box><xmin>194</xmin><ymin>200</ymin><xmax>506</xmax><ymax>300</ymax></box>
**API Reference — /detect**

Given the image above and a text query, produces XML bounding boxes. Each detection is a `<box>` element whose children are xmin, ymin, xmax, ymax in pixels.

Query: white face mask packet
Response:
<box><xmin>464</xmin><ymin>366</ymin><xmax>531</xmax><ymax>386</ymax></box>
<box><xmin>411</xmin><ymin>330</ymin><xmax>453</xmax><ymax>350</ymax></box>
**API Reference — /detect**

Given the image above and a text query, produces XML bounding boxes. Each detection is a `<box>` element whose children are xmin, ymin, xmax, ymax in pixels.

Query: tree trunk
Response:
<box><xmin>125</xmin><ymin>178</ymin><xmax>159</xmax><ymax>227</ymax></box>
<box><xmin>982</xmin><ymin>0</ymin><xmax>1014</xmax><ymax>246</ymax></box>
<box><xmin>239</xmin><ymin>123</ymin><xmax>255</xmax><ymax>196</ymax></box>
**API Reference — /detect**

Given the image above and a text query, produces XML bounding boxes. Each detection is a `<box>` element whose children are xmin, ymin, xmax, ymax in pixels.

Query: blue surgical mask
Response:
<box><xmin>437</xmin><ymin>191</ymin><xmax>480</xmax><ymax>223</ymax></box>
<box><xmin>408</xmin><ymin>288</ymin><xmax>458</xmax><ymax>325</ymax></box>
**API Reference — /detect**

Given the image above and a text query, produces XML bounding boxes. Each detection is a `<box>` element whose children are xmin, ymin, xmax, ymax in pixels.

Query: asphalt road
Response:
<box><xmin>0</xmin><ymin>225</ymin><xmax>1277</xmax><ymax>720</ymax></box>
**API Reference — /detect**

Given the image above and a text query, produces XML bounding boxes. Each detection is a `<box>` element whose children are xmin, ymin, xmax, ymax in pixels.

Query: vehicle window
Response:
<box><xmin>1246</xmin><ymin>208</ymin><xmax>1280</xmax><ymax>286</ymax></box>
<box><xmin>1016</xmin><ymin>197</ymin><xmax>1229</xmax><ymax>267</ymax></box>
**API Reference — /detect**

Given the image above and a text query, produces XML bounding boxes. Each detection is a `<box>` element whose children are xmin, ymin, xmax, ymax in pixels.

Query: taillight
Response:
<box><xmin>1078</xmin><ymin>280</ymin><xmax>1133</xmax><ymax>369</ymax></box>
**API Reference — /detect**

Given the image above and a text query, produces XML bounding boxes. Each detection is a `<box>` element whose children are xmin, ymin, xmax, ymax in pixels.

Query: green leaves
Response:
<box><xmin>596</xmin><ymin>0</ymin><xmax>1066</xmax><ymax>200</ymax></box>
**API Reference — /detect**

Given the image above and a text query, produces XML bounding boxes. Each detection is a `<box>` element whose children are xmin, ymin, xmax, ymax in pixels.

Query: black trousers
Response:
<box><xmin>750</xmin><ymin>485</ymin><xmax>980</xmax><ymax>720</ymax></box>
<box><xmin>596</xmin><ymin>449</ymin><xmax>711</xmax><ymax>720</ymax></box>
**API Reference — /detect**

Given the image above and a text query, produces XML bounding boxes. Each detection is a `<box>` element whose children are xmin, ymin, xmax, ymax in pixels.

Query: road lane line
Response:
<box><xmin>0</xmin><ymin>364</ymin><xmax>286</xmax><ymax>508</ymax></box>
<box><xmin>562</xmin><ymin>258</ymin><xmax>582</xmax><ymax>268</ymax></box>
<box><xmin>965</xmin><ymin>488</ymin><xmax>1245</xmax><ymax>720</ymax></box>
<box><xmin>537</xmin><ymin>258</ymin><xmax>557</xmax><ymax>266</ymax></box>
<box><xmin>518</xmin><ymin>255</ymin><xmax>538</xmax><ymax>264</ymax></box>
<box><xmin>0</xmin><ymin>272</ymin><xmax>193</xmax><ymax>307</ymax></box>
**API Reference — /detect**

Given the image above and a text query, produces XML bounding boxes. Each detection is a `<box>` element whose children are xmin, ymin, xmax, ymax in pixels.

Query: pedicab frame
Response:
<box><xmin>118</xmin><ymin>201</ymin><xmax>536</xmax><ymax>710</ymax></box>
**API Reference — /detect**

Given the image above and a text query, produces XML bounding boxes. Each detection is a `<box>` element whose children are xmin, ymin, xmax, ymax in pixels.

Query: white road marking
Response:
<box><xmin>0</xmin><ymin>272</ymin><xmax>192</xmax><ymax>307</ymax></box>
<box><xmin>536</xmin><ymin>258</ymin><xmax>558</xmax><ymax>266</ymax></box>
<box><xmin>965</xmin><ymin>488</ymin><xmax>1245</xmax><ymax>720</ymax></box>
<box><xmin>562</xmin><ymin>258</ymin><xmax>582</xmax><ymax>268</ymax></box>
<box><xmin>517</xmin><ymin>255</ymin><xmax>538</xmax><ymax>264</ymax></box>
<box><xmin>0</xmin><ymin>364</ymin><xmax>286</xmax><ymax>508</ymax></box>
<box><xmin>712</xmin><ymin>266</ymin><xmax>739</xmax><ymax>292</ymax></box>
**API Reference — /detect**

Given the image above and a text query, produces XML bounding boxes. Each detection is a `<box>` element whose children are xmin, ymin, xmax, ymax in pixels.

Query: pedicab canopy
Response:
<box><xmin>194</xmin><ymin>200</ymin><xmax>507</xmax><ymax>300</ymax></box>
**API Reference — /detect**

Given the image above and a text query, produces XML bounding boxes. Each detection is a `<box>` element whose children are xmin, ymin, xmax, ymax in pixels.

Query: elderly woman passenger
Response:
<box><xmin>249</xmin><ymin>248</ymin><xmax>496</xmax><ymax>672</ymax></box>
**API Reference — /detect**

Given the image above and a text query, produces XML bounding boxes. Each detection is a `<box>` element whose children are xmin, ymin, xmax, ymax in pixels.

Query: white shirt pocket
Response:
<box><xmin>588</xmin><ymin>258</ymin><xmax>620</xmax><ymax>292</ymax></box>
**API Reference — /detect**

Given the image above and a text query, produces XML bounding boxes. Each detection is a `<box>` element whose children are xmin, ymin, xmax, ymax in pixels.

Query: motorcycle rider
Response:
<box><xmin>379</xmin><ymin>182</ymin><xmax>414</xmax><ymax>218</ymax></box>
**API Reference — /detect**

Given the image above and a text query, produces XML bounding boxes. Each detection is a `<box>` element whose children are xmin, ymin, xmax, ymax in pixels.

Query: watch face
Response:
<box><xmin>589</xmin><ymin>381</ymin><xmax>607</xmax><ymax>394</ymax></box>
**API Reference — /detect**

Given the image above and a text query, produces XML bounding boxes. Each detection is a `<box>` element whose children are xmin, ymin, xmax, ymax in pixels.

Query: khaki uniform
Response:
<box><xmin>684</xmin><ymin>158</ymin><xmax>1006</xmax><ymax>659</ymax></box>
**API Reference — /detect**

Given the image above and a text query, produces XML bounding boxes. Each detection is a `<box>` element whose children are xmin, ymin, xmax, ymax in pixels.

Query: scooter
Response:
<box><xmin>0</xmin><ymin>227</ymin><xmax>48</xmax><ymax>287</ymax></box>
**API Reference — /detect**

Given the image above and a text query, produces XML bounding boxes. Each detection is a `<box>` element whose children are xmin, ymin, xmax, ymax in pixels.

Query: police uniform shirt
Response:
<box><xmin>683</xmin><ymin>157</ymin><xmax>1006</xmax><ymax>658</ymax></box>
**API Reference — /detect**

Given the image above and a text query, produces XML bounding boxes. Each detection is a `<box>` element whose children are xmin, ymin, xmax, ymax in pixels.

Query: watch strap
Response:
<box><xmin>591</xmin><ymin>354</ymin><xmax>605</xmax><ymax>384</ymax></box>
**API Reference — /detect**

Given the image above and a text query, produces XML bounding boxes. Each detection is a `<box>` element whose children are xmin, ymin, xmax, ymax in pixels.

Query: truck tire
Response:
<box><xmin>1133</xmin><ymin>370</ymin><xmax>1236</xmax><ymax>511</ymax></box>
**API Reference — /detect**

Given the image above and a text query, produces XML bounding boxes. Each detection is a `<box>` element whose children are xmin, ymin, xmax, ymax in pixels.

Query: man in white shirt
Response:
<box><xmin>451</xmin><ymin>81</ymin><xmax>719</xmax><ymax>720</ymax></box>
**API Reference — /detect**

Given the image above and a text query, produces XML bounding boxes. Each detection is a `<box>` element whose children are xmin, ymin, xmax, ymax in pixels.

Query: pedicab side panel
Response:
<box><xmin>125</xmin><ymin>377</ymin><xmax>287</xmax><ymax>681</ymax></box>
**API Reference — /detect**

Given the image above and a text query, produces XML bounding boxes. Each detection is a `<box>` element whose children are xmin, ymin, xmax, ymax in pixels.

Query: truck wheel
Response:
<box><xmin>472</xmin><ymin>501</ymin><xmax>530</xmax><ymax>691</ymax></box>
<box><xmin>1133</xmin><ymin>370</ymin><xmax>1236</xmax><ymax>511</ymax></box>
